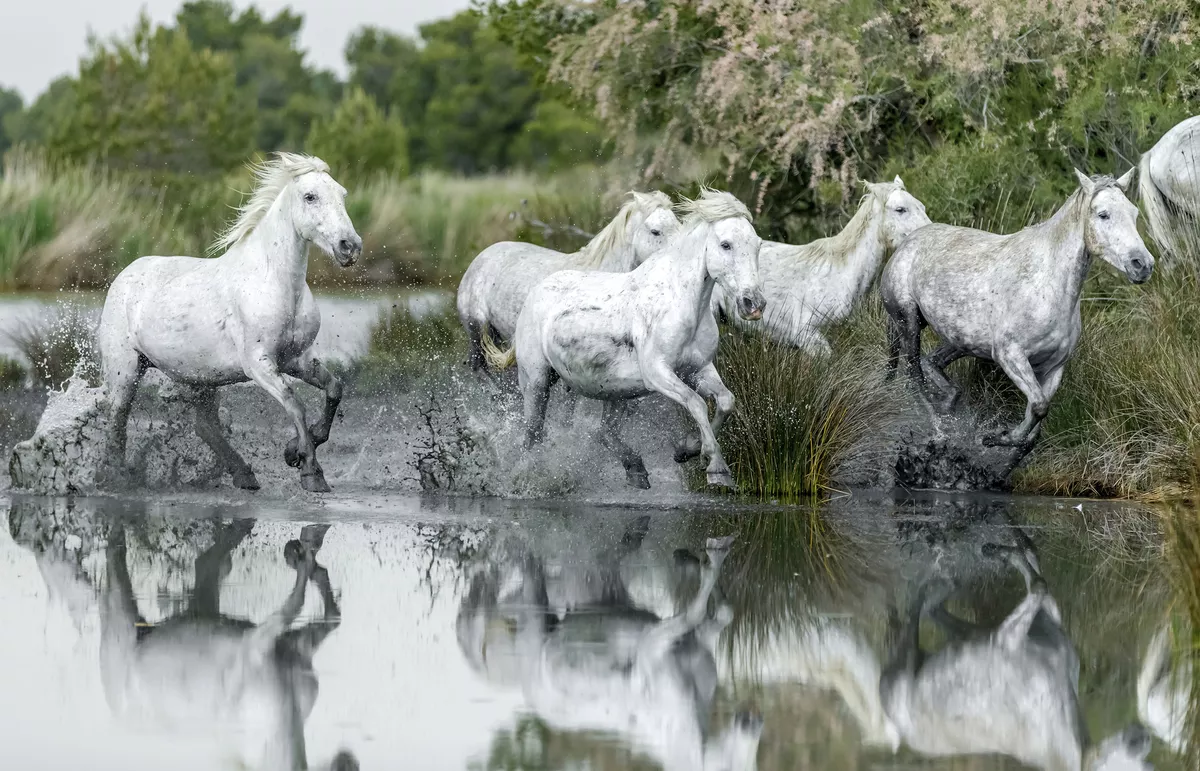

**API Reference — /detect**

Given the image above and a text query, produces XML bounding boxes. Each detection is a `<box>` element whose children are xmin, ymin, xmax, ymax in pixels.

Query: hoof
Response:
<box><xmin>706</xmin><ymin>535</ymin><xmax>735</xmax><ymax>567</ymax></box>
<box><xmin>706</xmin><ymin>469</ymin><xmax>736</xmax><ymax>489</ymax></box>
<box><xmin>734</xmin><ymin>710</ymin><xmax>765</xmax><ymax>734</ymax></box>
<box><xmin>673</xmin><ymin>439</ymin><xmax>702</xmax><ymax>463</ymax></box>
<box><xmin>980</xmin><ymin>542</ymin><xmax>1004</xmax><ymax>559</ymax></box>
<box><xmin>284</xmin><ymin>539</ymin><xmax>304</xmax><ymax>568</ymax></box>
<box><xmin>626</xmin><ymin>469</ymin><xmax>651</xmax><ymax>489</ymax></box>
<box><xmin>284</xmin><ymin>438</ymin><xmax>302</xmax><ymax>468</ymax></box>
<box><xmin>300</xmin><ymin>523</ymin><xmax>331</xmax><ymax>553</ymax></box>
<box><xmin>301</xmin><ymin>470</ymin><xmax>331</xmax><ymax>493</ymax></box>
<box><xmin>232</xmin><ymin>469</ymin><xmax>260</xmax><ymax>490</ymax></box>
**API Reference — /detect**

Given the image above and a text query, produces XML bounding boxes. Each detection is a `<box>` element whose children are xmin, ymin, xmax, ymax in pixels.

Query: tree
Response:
<box><xmin>306</xmin><ymin>87</ymin><xmax>409</xmax><ymax>179</ymax></box>
<box><xmin>47</xmin><ymin>13</ymin><xmax>255</xmax><ymax>175</ymax></box>
<box><xmin>176</xmin><ymin>1</ymin><xmax>339</xmax><ymax>152</ymax></box>
<box><xmin>509</xmin><ymin>98</ymin><xmax>609</xmax><ymax>171</ymax></box>
<box><xmin>0</xmin><ymin>87</ymin><xmax>22</xmax><ymax>157</ymax></box>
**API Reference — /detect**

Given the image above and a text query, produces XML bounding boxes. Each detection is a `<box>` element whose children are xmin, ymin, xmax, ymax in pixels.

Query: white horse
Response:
<box><xmin>712</xmin><ymin>177</ymin><xmax>930</xmax><ymax>354</ymax></box>
<box><xmin>1137</xmin><ymin>623</ymin><xmax>1191</xmax><ymax>754</ymax></box>
<box><xmin>513</xmin><ymin>189</ymin><xmax>764</xmax><ymax>489</ymax></box>
<box><xmin>97</xmin><ymin>153</ymin><xmax>361</xmax><ymax>493</ymax></box>
<box><xmin>881</xmin><ymin>544</ymin><xmax>1153</xmax><ymax>771</ymax></box>
<box><xmin>457</xmin><ymin>190</ymin><xmax>679</xmax><ymax>371</ymax></box>
<box><xmin>882</xmin><ymin>169</ymin><xmax>1153</xmax><ymax>466</ymax></box>
<box><xmin>1138</xmin><ymin>115</ymin><xmax>1200</xmax><ymax>261</ymax></box>
<box><xmin>101</xmin><ymin>520</ymin><xmax>354</xmax><ymax>771</ymax></box>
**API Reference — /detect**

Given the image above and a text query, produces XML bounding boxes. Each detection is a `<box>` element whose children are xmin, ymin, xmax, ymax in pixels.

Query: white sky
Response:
<box><xmin>0</xmin><ymin>0</ymin><xmax>473</xmax><ymax>102</ymax></box>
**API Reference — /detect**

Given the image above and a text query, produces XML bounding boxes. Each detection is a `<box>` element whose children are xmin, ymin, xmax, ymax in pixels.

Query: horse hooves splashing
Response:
<box><xmin>301</xmin><ymin>470</ymin><xmax>331</xmax><ymax>493</ymax></box>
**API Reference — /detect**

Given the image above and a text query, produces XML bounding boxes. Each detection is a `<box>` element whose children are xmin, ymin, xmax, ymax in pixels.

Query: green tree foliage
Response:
<box><xmin>0</xmin><ymin>87</ymin><xmax>22</xmax><ymax>156</ymax></box>
<box><xmin>175</xmin><ymin>1</ymin><xmax>340</xmax><ymax>152</ymax></box>
<box><xmin>46</xmin><ymin>14</ymin><xmax>255</xmax><ymax>175</ymax></box>
<box><xmin>4</xmin><ymin>79</ymin><xmax>77</xmax><ymax>153</ymax></box>
<box><xmin>488</xmin><ymin>0</ymin><xmax>1200</xmax><ymax>240</ymax></box>
<box><xmin>346</xmin><ymin>10</ymin><xmax>604</xmax><ymax>175</ymax></box>
<box><xmin>306</xmin><ymin>87</ymin><xmax>409</xmax><ymax>179</ymax></box>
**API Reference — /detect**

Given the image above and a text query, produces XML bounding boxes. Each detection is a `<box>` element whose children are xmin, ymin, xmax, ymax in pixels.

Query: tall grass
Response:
<box><xmin>710</xmin><ymin>305</ymin><xmax>903</xmax><ymax>500</ymax></box>
<box><xmin>0</xmin><ymin>151</ymin><xmax>643</xmax><ymax>291</ymax></box>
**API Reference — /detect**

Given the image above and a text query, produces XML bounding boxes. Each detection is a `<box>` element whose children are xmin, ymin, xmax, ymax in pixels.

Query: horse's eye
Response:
<box><xmin>895</xmin><ymin>206</ymin><xmax>908</xmax><ymax>214</ymax></box>
<box><xmin>303</xmin><ymin>192</ymin><xmax>318</xmax><ymax>204</ymax></box>
<box><xmin>720</xmin><ymin>240</ymin><xmax>732</xmax><ymax>251</ymax></box>
<box><xmin>650</xmin><ymin>229</ymin><xmax>662</xmax><ymax>237</ymax></box>
<box><xmin>1098</xmin><ymin>211</ymin><xmax>1110</xmax><ymax>220</ymax></box>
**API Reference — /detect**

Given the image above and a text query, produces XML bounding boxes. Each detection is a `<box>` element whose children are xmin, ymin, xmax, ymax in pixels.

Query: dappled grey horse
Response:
<box><xmin>882</xmin><ymin>169</ymin><xmax>1153</xmax><ymax>470</ymax></box>
<box><xmin>1139</xmin><ymin>114</ymin><xmax>1200</xmax><ymax>261</ymax></box>
<box><xmin>881</xmin><ymin>543</ymin><xmax>1152</xmax><ymax>771</ymax></box>
<box><xmin>456</xmin><ymin>533</ymin><xmax>762</xmax><ymax>771</ymax></box>
<box><xmin>101</xmin><ymin>520</ymin><xmax>355</xmax><ymax>771</ymax></box>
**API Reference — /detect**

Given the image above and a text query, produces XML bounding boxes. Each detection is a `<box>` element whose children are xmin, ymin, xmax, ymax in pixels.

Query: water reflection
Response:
<box><xmin>0</xmin><ymin>493</ymin><xmax>1194</xmax><ymax>770</ymax></box>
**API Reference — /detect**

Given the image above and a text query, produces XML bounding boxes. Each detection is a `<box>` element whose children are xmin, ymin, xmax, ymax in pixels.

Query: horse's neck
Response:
<box><xmin>660</xmin><ymin>226</ymin><xmax>715</xmax><ymax>320</ymax></box>
<box><xmin>596</xmin><ymin>218</ymin><xmax>639</xmax><ymax>272</ymax></box>
<box><xmin>838</xmin><ymin>205</ymin><xmax>886</xmax><ymax>299</ymax></box>
<box><xmin>233</xmin><ymin>205</ymin><xmax>310</xmax><ymax>300</ymax></box>
<box><xmin>1037</xmin><ymin>195</ymin><xmax>1091</xmax><ymax>306</ymax></box>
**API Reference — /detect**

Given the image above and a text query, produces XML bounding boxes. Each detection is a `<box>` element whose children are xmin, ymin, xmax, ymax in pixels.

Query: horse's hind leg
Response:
<box><xmin>243</xmin><ymin>356</ymin><xmax>329</xmax><ymax>493</ymax></box>
<box><xmin>519</xmin><ymin>359</ymin><xmax>555</xmax><ymax>449</ymax></box>
<box><xmin>922</xmin><ymin>344</ymin><xmax>967</xmax><ymax>413</ymax></box>
<box><xmin>193</xmin><ymin>387</ymin><xmax>259</xmax><ymax>490</ymax></box>
<box><xmin>283</xmin><ymin>355</ymin><xmax>343</xmax><ymax>461</ymax></box>
<box><xmin>465</xmin><ymin>320</ymin><xmax>488</xmax><ymax>373</ymax></box>
<box><xmin>102</xmin><ymin>346</ymin><xmax>147</xmax><ymax>474</ymax></box>
<box><xmin>598</xmin><ymin>400</ymin><xmax>649</xmax><ymax>488</ymax></box>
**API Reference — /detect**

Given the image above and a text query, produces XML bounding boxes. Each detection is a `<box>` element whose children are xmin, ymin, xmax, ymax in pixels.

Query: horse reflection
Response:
<box><xmin>1138</xmin><ymin>623</ymin><xmax>1191</xmax><ymax>754</ymax></box>
<box><xmin>101</xmin><ymin>519</ymin><xmax>355</xmax><ymax>771</ymax></box>
<box><xmin>881</xmin><ymin>543</ymin><xmax>1151</xmax><ymax>771</ymax></box>
<box><xmin>457</xmin><ymin>530</ymin><xmax>761</xmax><ymax>771</ymax></box>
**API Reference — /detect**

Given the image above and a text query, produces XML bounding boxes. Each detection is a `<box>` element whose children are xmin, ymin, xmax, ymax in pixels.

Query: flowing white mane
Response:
<box><xmin>210</xmin><ymin>152</ymin><xmax>331</xmax><ymax>255</ymax></box>
<box><xmin>676</xmin><ymin>188</ymin><xmax>752</xmax><ymax>225</ymax></box>
<box><xmin>577</xmin><ymin>190</ymin><xmax>673</xmax><ymax>268</ymax></box>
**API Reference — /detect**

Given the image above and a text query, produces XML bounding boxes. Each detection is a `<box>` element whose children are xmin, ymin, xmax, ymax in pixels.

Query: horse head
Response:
<box><xmin>1075</xmin><ymin>168</ymin><xmax>1153</xmax><ymax>284</ymax></box>
<box><xmin>866</xmin><ymin>176</ymin><xmax>931</xmax><ymax>250</ymax></box>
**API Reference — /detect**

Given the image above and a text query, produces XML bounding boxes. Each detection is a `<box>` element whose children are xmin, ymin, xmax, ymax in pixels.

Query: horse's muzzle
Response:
<box><xmin>336</xmin><ymin>235</ymin><xmax>363</xmax><ymax>267</ymax></box>
<box><xmin>737</xmin><ymin>293</ymin><xmax>766</xmax><ymax>321</ymax></box>
<box><xmin>1127</xmin><ymin>252</ymin><xmax>1154</xmax><ymax>284</ymax></box>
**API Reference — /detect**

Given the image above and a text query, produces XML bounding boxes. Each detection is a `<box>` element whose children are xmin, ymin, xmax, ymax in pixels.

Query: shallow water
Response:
<box><xmin>0</xmin><ymin>490</ymin><xmax>1190</xmax><ymax>770</ymax></box>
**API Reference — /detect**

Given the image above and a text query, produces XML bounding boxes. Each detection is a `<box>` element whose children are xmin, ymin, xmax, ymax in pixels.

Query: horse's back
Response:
<box><xmin>1146</xmin><ymin>115</ymin><xmax>1200</xmax><ymax>205</ymax></box>
<box><xmin>459</xmin><ymin>241</ymin><xmax>569</xmax><ymax>338</ymax></box>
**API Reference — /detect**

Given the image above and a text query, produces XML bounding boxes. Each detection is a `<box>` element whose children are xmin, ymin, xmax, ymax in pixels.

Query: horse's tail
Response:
<box><xmin>1136</xmin><ymin>622</ymin><xmax>1172</xmax><ymax>721</ymax></box>
<box><xmin>1139</xmin><ymin>150</ymin><xmax>1178</xmax><ymax>259</ymax></box>
<box><xmin>481</xmin><ymin>325</ymin><xmax>516</xmax><ymax>371</ymax></box>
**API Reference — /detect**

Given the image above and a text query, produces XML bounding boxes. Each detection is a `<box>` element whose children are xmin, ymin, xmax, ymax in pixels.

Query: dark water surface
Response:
<box><xmin>0</xmin><ymin>491</ymin><xmax>1189</xmax><ymax>770</ymax></box>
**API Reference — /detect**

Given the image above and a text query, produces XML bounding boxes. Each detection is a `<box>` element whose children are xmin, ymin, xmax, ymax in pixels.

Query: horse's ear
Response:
<box><xmin>1115</xmin><ymin>167</ymin><xmax>1135</xmax><ymax>193</ymax></box>
<box><xmin>893</xmin><ymin>175</ymin><xmax>905</xmax><ymax>190</ymax></box>
<box><xmin>1074</xmin><ymin>168</ymin><xmax>1095</xmax><ymax>194</ymax></box>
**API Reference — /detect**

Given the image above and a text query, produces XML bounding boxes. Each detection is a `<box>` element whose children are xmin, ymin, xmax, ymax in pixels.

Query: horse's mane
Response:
<box><xmin>676</xmin><ymin>188</ymin><xmax>752</xmax><ymax>225</ymax></box>
<box><xmin>788</xmin><ymin>187</ymin><xmax>893</xmax><ymax>266</ymax></box>
<box><xmin>209</xmin><ymin>152</ymin><xmax>331</xmax><ymax>255</ymax></box>
<box><xmin>576</xmin><ymin>190</ymin><xmax>673</xmax><ymax>268</ymax></box>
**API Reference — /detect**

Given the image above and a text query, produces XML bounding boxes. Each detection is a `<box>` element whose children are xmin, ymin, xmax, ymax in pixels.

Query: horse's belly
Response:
<box><xmin>553</xmin><ymin>350</ymin><xmax>648</xmax><ymax>399</ymax></box>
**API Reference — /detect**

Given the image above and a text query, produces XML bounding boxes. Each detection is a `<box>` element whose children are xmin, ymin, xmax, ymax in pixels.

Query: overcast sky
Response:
<box><xmin>1</xmin><ymin>0</ymin><xmax>473</xmax><ymax>101</ymax></box>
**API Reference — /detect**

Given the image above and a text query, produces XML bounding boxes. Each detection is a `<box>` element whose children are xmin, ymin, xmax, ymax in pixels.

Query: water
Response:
<box><xmin>0</xmin><ymin>490</ymin><xmax>1190</xmax><ymax>770</ymax></box>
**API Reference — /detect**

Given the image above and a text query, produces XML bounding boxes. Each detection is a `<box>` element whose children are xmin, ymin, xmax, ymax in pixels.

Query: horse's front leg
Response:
<box><xmin>983</xmin><ymin>347</ymin><xmax>1053</xmax><ymax>448</ymax></box>
<box><xmin>674</xmin><ymin>363</ymin><xmax>734</xmax><ymax>464</ymax></box>
<box><xmin>643</xmin><ymin>360</ymin><xmax>733</xmax><ymax>488</ymax></box>
<box><xmin>282</xmin><ymin>355</ymin><xmax>343</xmax><ymax>465</ymax></box>
<box><xmin>244</xmin><ymin>355</ymin><xmax>329</xmax><ymax>493</ymax></box>
<box><xmin>921</xmin><ymin>344</ymin><xmax>968</xmax><ymax>414</ymax></box>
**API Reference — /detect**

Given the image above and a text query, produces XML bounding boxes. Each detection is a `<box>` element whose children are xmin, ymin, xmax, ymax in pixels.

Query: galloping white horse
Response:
<box><xmin>882</xmin><ymin>170</ymin><xmax>1152</xmax><ymax>464</ymax></box>
<box><xmin>97</xmin><ymin>153</ymin><xmax>361</xmax><ymax>493</ymax></box>
<box><xmin>712</xmin><ymin>177</ymin><xmax>930</xmax><ymax>354</ymax></box>
<box><xmin>513</xmin><ymin>190</ymin><xmax>764</xmax><ymax>489</ymax></box>
<box><xmin>1138</xmin><ymin>115</ymin><xmax>1200</xmax><ymax>260</ymax></box>
<box><xmin>457</xmin><ymin>191</ymin><xmax>679</xmax><ymax>371</ymax></box>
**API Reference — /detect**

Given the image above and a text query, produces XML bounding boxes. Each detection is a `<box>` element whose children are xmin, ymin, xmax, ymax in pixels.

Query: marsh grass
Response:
<box><xmin>352</xmin><ymin>304</ymin><xmax>466</xmax><ymax>392</ymax></box>
<box><xmin>705</xmin><ymin>305</ymin><xmax>903</xmax><ymax>501</ymax></box>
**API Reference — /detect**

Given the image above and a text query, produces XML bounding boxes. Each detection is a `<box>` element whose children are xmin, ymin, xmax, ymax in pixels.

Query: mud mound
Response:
<box><xmin>8</xmin><ymin>371</ymin><xmax>224</xmax><ymax>494</ymax></box>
